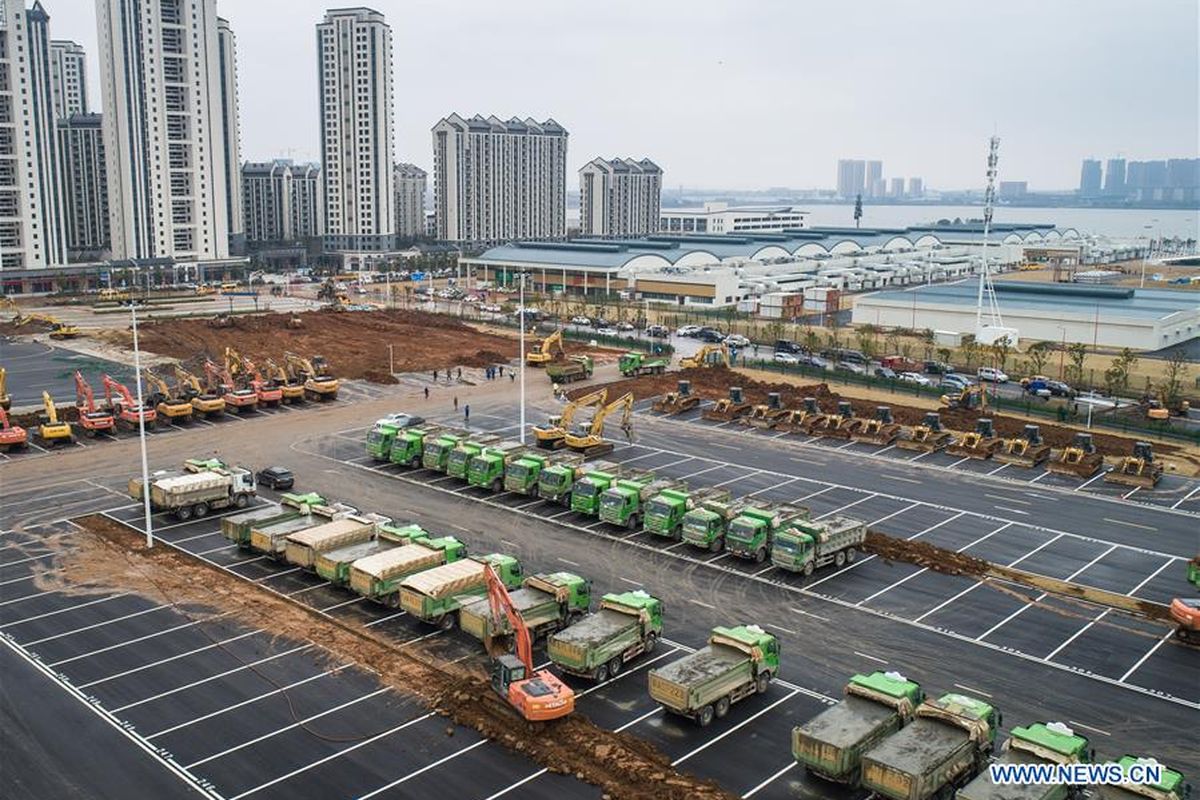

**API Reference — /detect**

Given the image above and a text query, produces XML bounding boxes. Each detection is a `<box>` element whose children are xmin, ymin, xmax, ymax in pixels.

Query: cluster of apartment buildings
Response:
<box><xmin>1079</xmin><ymin>157</ymin><xmax>1200</xmax><ymax>203</ymax></box>
<box><xmin>835</xmin><ymin>159</ymin><xmax>923</xmax><ymax>200</ymax></box>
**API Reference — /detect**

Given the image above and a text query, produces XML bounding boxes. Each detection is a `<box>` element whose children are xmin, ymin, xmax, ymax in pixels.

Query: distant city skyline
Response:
<box><xmin>49</xmin><ymin>0</ymin><xmax>1198</xmax><ymax>191</ymax></box>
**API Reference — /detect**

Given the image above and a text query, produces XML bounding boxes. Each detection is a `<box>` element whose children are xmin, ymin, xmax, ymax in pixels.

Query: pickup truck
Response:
<box><xmin>725</xmin><ymin>503</ymin><xmax>809</xmax><ymax>563</ymax></box>
<box><xmin>398</xmin><ymin>553</ymin><xmax>523</xmax><ymax>629</ymax></box>
<box><xmin>459</xmin><ymin>572</ymin><xmax>590</xmax><ymax>644</ymax></box>
<box><xmin>771</xmin><ymin>516</ymin><xmax>867</xmax><ymax>575</ymax></box>
<box><xmin>793</xmin><ymin>671</ymin><xmax>924</xmax><ymax>783</ymax></box>
<box><xmin>220</xmin><ymin>491</ymin><xmax>325</xmax><ymax>549</ymax></box>
<box><xmin>861</xmin><ymin>693</ymin><xmax>1000</xmax><ymax>800</ymax></box>
<box><xmin>349</xmin><ymin>536</ymin><xmax>466</xmax><ymax>606</ymax></box>
<box><xmin>548</xmin><ymin>590</ymin><xmax>662</xmax><ymax>681</ymax></box>
<box><xmin>957</xmin><ymin>721</ymin><xmax>1092</xmax><ymax>800</ymax></box>
<box><xmin>648</xmin><ymin>625</ymin><xmax>779</xmax><ymax>727</ymax></box>
<box><xmin>643</xmin><ymin>487</ymin><xmax>732</xmax><ymax>540</ymax></box>
<box><xmin>315</xmin><ymin>523</ymin><xmax>428</xmax><ymax>586</ymax></box>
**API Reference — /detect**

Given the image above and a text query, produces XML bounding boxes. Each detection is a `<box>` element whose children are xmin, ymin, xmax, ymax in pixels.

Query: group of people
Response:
<box><xmin>483</xmin><ymin>364</ymin><xmax>512</xmax><ymax>381</ymax></box>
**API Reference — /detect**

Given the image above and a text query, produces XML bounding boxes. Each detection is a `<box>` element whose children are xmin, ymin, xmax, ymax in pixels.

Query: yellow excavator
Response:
<box><xmin>680</xmin><ymin>343</ymin><xmax>730</xmax><ymax>369</ymax></box>
<box><xmin>38</xmin><ymin>391</ymin><xmax>74</xmax><ymax>445</ymax></box>
<box><xmin>145</xmin><ymin>370</ymin><xmax>194</xmax><ymax>425</ymax></box>
<box><xmin>526</xmin><ymin>329</ymin><xmax>565</xmax><ymax>367</ymax></box>
<box><xmin>534</xmin><ymin>387</ymin><xmax>607</xmax><ymax>449</ymax></box>
<box><xmin>16</xmin><ymin>312</ymin><xmax>81</xmax><ymax>339</ymax></box>
<box><xmin>564</xmin><ymin>392</ymin><xmax>634</xmax><ymax>457</ymax></box>
<box><xmin>284</xmin><ymin>351</ymin><xmax>339</xmax><ymax>401</ymax></box>
<box><xmin>173</xmin><ymin>364</ymin><xmax>226</xmax><ymax>417</ymax></box>
<box><xmin>940</xmin><ymin>385</ymin><xmax>982</xmax><ymax>410</ymax></box>
<box><xmin>265</xmin><ymin>357</ymin><xmax>306</xmax><ymax>404</ymax></box>
<box><xmin>0</xmin><ymin>366</ymin><xmax>9</xmax><ymax>410</ymax></box>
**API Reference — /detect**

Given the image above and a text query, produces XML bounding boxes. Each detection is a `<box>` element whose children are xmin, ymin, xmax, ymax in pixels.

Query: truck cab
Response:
<box><xmin>538</xmin><ymin>462</ymin><xmax>578</xmax><ymax>504</ymax></box>
<box><xmin>422</xmin><ymin>433</ymin><xmax>463</xmax><ymax>471</ymax></box>
<box><xmin>571</xmin><ymin>470</ymin><xmax>619</xmax><ymax>515</ymax></box>
<box><xmin>726</xmin><ymin>508</ymin><xmax>777</xmax><ymax>563</ymax></box>
<box><xmin>366</xmin><ymin>423</ymin><xmax>400</xmax><ymax>461</ymax></box>
<box><xmin>643</xmin><ymin>489</ymin><xmax>691</xmax><ymax>539</ymax></box>
<box><xmin>1101</xmin><ymin>757</ymin><xmax>1191</xmax><ymax>800</ymax></box>
<box><xmin>599</xmin><ymin>477</ymin><xmax>658</xmax><ymax>529</ymax></box>
<box><xmin>449</xmin><ymin>440</ymin><xmax>491</xmax><ymax>480</ymax></box>
<box><xmin>682</xmin><ymin>507</ymin><xmax>725</xmax><ymax>551</ymax></box>
<box><xmin>505</xmin><ymin>453</ymin><xmax>549</xmax><ymax>494</ymax></box>
<box><xmin>389</xmin><ymin>427</ymin><xmax>434</xmax><ymax>467</ymax></box>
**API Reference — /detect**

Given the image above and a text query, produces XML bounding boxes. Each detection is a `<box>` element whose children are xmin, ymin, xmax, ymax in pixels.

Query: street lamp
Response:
<box><xmin>131</xmin><ymin>292</ymin><xmax>154</xmax><ymax>548</ymax></box>
<box><xmin>519</xmin><ymin>272</ymin><xmax>529</xmax><ymax>444</ymax></box>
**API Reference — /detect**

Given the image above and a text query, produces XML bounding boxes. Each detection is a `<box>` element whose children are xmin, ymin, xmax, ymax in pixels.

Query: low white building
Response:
<box><xmin>659</xmin><ymin>203</ymin><xmax>808</xmax><ymax>235</ymax></box>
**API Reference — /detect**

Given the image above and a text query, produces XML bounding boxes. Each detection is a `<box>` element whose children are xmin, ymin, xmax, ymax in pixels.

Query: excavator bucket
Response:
<box><xmin>946</xmin><ymin>418</ymin><xmax>1003</xmax><ymax>459</ymax></box>
<box><xmin>1046</xmin><ymin>433</ymin><xmax>1105</xmax><ymax>478</ymax></box>
<box><xmin>1103</xmin><ymin>441</ymin><xmax>1163</xmax><ymax>489</ymax></box>
<box><xmin>702</xmin><ymin>387</ymin><xmax>752</xmax><ymax>422</ymax></box>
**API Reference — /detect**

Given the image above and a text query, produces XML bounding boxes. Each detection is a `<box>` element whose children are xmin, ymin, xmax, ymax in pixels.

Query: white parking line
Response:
<box><xmin>857</xmin><ymin>523</ymin><xmax>1012</xmax><ymax>606</ymax></box>
<box><xmin>814</xmin><ymin>493</ymin><xmax>877</xmax><ymax>519</ymax></box>
<box><xmin>676</xmin><ymin>464</ymin><xmax>727</xmax><ymax>482</ymax></box>
<box><xmin>672</xmin><ymin>688</ymin><xmax>800</xmax><ymax>766</ymax></box>
<box><xmin>953</xmin><ymin>683</ymin><xmax>992</xmax><ymax>698</ymax></box>
<box><xmin>1119</xmin><ymin>629</ymin><xmax>1174</xmax><ymax>682</ymax></box>
<box><xmin>743</xmin><ymin>761</ymin><xmax>796</xmax><ymax>798</ymax></box>
<box><xmin>794</xmin><ymin>486</ymin><xmax>834</xmax><ymax>503</ymax></box>
<box><xmin>364</xmin><ymin>611</ymin><xmax>407</xmax><ymax>627</ymax></box>
<box><xmin>1101</xmin><ymin>517</ymin><xmax>1157</xmax><ymax>532</ymax></box>
<box><xmin>77</xmin><ymin>630</ymin><xmax>261</xmax><ymax>689</ymax></box>
<box><xmin>854</xmin><ymin>650</ymin><xmax>888</xmax><ymax>664</ymax></box>
<box><xmin>1075</xmin><ymin>471</ymin><xmax>1108</xmax><ymax>491</ymax></box>
<box><xmin>0</xmin><ymin>551</ymin><xmax>55</xmax><ymax>568</ymax></box>
<box><xmin>360</xmin><ymin>739</ymin><xmax>491</xmax><ymax>799</ymax></box>
<box><xmin>1046</xmin><ymin>610</ymin><xmax>1109</xmax><ymax>661</ymax></box>
<box><xmin>712</xmin><ymin>470</ymin><xmax>761</xmax><ymax>488</ymax></box>
<box><xmin>47</xmin><ymin>613</ymin><xmax>232</xmax><ymax>667</ymax></box>
<box><xmin>23</xmin><ymin>604</ymin><xmax>170</xmax><ymax>646</ymax></box>
<box><xmin>1122</xmin><ymin>487</ymin><xmax>1140</xmax><ymax>500</ymax></box>
<box><xmin>1171</xmin><ymin>485</ymin><xmax>1200</xmax><ymax>509</ymax></box>
<box><xmin>747</xmin><ymin>477</ymin><xmax>797</xmax><ymax>498</ymax></box>
<box><xmin>0</xmin><ymin>593</ymin><xmax>131</xmax><ymax>629</ymax></box>
<box><xmin>1126</xmin><ymin>558</ymin><xmax>1178</xmax><ymax>598</ymax></box>
<box><xmin>319</xmin><ymin>597</ymin><xmax>364</xmax><ymax>612</ymax></box>
<box><xmin>807</xmin><ymin>512</ymin><xmax>965</xmax><ymax>591</ymax></box>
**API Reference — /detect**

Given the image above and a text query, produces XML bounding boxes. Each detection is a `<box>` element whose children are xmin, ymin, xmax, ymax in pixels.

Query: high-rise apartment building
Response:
<box><xmin>393</xmin><ymin>162</ymin><xmax>426</xmax><ymax>241</ymax></box>
<box><xmin>57</xmin><ymin>113</ymin><xmax>109</xmax><ymax>257</ymax></box>
<box><xmin>242</xmin><ymin>160</ymin><xmax>322</xmax><ymax>244</ymax></box>
<box><xmin>49</xmin><ymin>38</ymin><xmax>87</xmax><ymax>119</ymax></box>
<box><xmin>865</xmin><ymin>160</ymin><xmax>883</xmax><ymax>197</ymax></box>
<box><xmin>216</xmin><ymin>17</ymin><xmax>243</xmax><ymax>254</ymax></box>
<box><xmin>889</xmin><ymin>177</ymin><xmax>905</xmax><ymax>197</ymax></box>
<box><xmin>907</xmin><ymin>177</ymin><xmax>923</xmax><ymax>198</ymax></box>
<box><xmin>836</xmin><ymin>159</ymin><xmax>866</xmax><ymax>198</ymax></box>
<box><xmin>96</xmin><ymin>0</ymin><xmax>232</xmax><ymax>261</ymax></box>
<box><xmin>0</xmin><ymin>0</ymin><xmax>68</xmax><ymax>270</ymax></box>
<box><xmin>432</xmin><ymin>114</ymin><xmax>568</xmax><ymax>245</ymax></box>
<box><xmin>578</xmin><ymin>157</ymin><xmax>662</xmax><ymax>237</ymax></box>
<box><xmin>317</xmin><ymin>7</ymin><xmax>395</xmax><ymax>252</ymax></box>
<box><xmin>1103</xmin><ymin>158</ymin><xmax>1126</xmax><ymax>196</ymax></box>
<box><xmin>1078</xmin><ymin>159</ymin><xmax>1102</xmax><ymax>196</ymax></box>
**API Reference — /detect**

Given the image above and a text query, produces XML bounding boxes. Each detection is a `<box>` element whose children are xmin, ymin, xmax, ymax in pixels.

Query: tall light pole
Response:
<box><xmin>131</xmin><ymin>297</ymin><xmax>154</xmax><ymax>548</ymax></box>
<box><xmin>519</xmin><ymin>272</ymin><xmax>527</xmax><ymax>444</ymax></box>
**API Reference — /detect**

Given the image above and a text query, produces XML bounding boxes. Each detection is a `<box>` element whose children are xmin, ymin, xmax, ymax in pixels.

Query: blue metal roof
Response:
<box><xmin>871</xmin><ymin>282</ymin><xmax>1198</xmax><ymax>320</ymax></box>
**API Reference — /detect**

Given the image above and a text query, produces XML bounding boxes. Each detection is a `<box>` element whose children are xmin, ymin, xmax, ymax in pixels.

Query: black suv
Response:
<box><xmin>256</xmin><ymin>466</ymin><xmax>295</xmax><ymax>490</ymax></box>
<box><xmin>775</xmin><ymin>339</ymin><xmax>803</xmax><ymax>354</ymax></box>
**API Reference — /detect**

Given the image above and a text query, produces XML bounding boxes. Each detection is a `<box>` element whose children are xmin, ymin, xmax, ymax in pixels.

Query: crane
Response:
<box><xmin>483</xmin><ymin>564</ymin><xmax>575</xmax><ymax>722</ymax></box>
<box><xmin>679</xmin><ymin>343</ymin><xmax>730</xmax><ymax>369</ymax></box>
<box><xmin>204</xmin><ymin>359</ymin><xmax>258</xmax><ymax>413</ymax></box>
<box><xmin>173</xmin><ymin>365</ymin><xmax>226</xmax><ymax>417</ymax></box>
<box><xmin>0</xmin><ymin>366</ymin><xmax>9</xmax><ymax>410</ymax></box>
<box><xmin>564</xmin><ymin>392</ymin><xmax>634</xmax><ymax>457</ymax></box>
<box><xmin>73</xmin><ymin>371</ymin><xmax>115</xmax><ymax>436</ymax></box>
<box><xmin>264</xmin><ymin>357</ymin><xmax>305</xmax><ymax>404</ymax></box>
<box><xmin>525</xmin><ymin>329</ymin><xmax>565</xmax><ymax>367</ymax></box>
<box><xmin>101</xmin><ymin>374</ymin><xmax>157</xmax><ymax>429</ymax></box>
<box><xmin>38</xmin><ymin>391</ymin><xmax>73</xmax><ymax>445</ymax></box>
<box><xmin>284</xmin><ymin>351</ymin><xmax>338</xmax><ymax>401</ymax></box>
<box><xmin>226</xmin><ymin>347</ymin><xmax>282</xmax><ymax>407</ymax></box>
<box><xmin>0</xmin><ymin>406</ymin><xmax>28</xmax><ymax>451</ymax></box>
<box><xmin>533</xmin><ymin>387</ymin><xmax>607</xmax><ymax>449</ymax></box>
<box><xmin>145</xmin><ymin>370</ymin><xmax>194</xmax><ymax>424</ymax></box>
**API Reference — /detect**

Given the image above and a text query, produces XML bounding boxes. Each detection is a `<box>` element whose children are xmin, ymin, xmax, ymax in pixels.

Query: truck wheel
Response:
<box><xmin>194</xmin><ymin>502</ymin><xmax>209</xmax><ymax>518</ymax></box>
<box><xmin>846</xmin><ymin>548</ymin><xmax>857</xmax><ymax>563</ymax></box>
<box><xmin>754</xmin><ymin>547</ymin><xmax>766</xmax><ymax>564</ymax></box>
<box><xmin>803</xmin><ymin>561</ymin><xmax>814</xmax><ymax>577</ymax></box>
<box><xmin>698</xmin><ymin>705</ymin><xmax>715</xmax><ymax>728</ymax></box>
<box><xmin>756</xmin><ymin>673</ymin><xmax>771</xmax><ymax>694</ymax></box>
<box><xmin>607</xmin><ymin>656</ymin><xmax>623</xmax><ymax>678</ymax></box>
<box><xmin>714</xmin><ymin>696</ymin><xmax>731</xmax><ymax>719</ymax></box>
<box><xmin>644</xmin><ymin>633</ymin><xmax>658</xmax><ymax>653</ymax></box>
<box><xmin>438</xmin><ymin>614</ymin><xmax>457</xmax><ymax>631</ymax></box>
<box><xmin>234</xmin><ymin>493</ymin><xmax>249</xmax><ymax>508</ymax></box>
<box><xmin>626</xmin><ymin>515</ymin><xmax>636</xmax><ymax>531</ymax></box>
<box><xmin>835</xmin><ymin>550</ymin><xmax>846</xmax><ymax>567</ymax></box>
<box><xmin>176</xmin><ymin>505</ymin><xmax>193</xmax><ymax>521</ymax></box>
<box><xmin>491</xmin><ymin>479</ymin><xmax>500</xmax><ymax>493</ymax></box>
<box><xmin>593</xmin><ymin>663</ymin><xmax>609</xmax><ymax>682</ymax></box>
<box><xmin>709</xmin><ymin>538</ymin><xmax>723</xmax><ymax>554</ymax></box>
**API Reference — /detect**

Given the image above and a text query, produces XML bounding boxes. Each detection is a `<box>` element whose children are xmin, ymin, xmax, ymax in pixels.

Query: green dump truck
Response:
<box><xmin>957</xmin><ymin>721</ymin><xmax>1092</xmax><ymax>800</ymax></box>
<box><xmin>1099</xmin><ymin>757</ymin><xmax>1191</xmax><ymax>800</ymax></box>
<box><xmin>599</xmin><ymin>476</ymin><xmax>681</xmax><ymax>530</ymax></box>
<box><xmin>643</xmin><ymin>486</ymin><xmax>732</xmax><ymax>540</ymax></box>
<box><xmin>315</xmin><ymin>523</ymin><xmax>428</xmax><ymax>586</ymax></box>
<box><xmin>422</xmin><ymin>430</ymin><xmax>468</xmax><ymax>472</ymax></box>
<box><xmin>861</xmin><ymin>693</ymin><xmax>1000</xmax><ymax>800</ymax></box>
<box><xmin>248</xmin><ymin>502</ymin><xmax>359</xmax><ymax>559</ymax></box>
<box><xmin>398</xmin><ymin>553</ymin><xmax>523</xmax><ymax>629</ymax></box>
<box><xmin>221</xmin><ymin>491</ymin><xmax>325</xmax><ymax>549</ymax></box>
<box><xmin>771</xmin><ymin>515</ymin><xmax>868</xmax><ymax>575</ymax></box>
<box><xmin>349</xmin><ymin>535</ymin><xmax>466</xmax><ymax>606</ymax></box>
<box><xmin>793</xmin><ymin>671</ymin><xmax>925</xmax><ymax>784</ymax></box>
<box><xmin>366</xmin><ymin>423</ymin><xmax>401</xmax><ymax>461</ymax></box>
<box><xmin>725</xmin><ymin>503</ymin><xmax>809</xmax><ymax>563</ymax></box>
<box><xmin>648</xmin><ymin>624</ymin><xmax>779</xmax><ymax>727</ymax></box>
<box><xmin>459</xmin><ymin>572</ymin><xmax>591</xmax><ymax>643</ymax></box>
<box><xmin>467</xmin><ymin>441</ymin><xmax>527</xmax><ymax>491</ymax></box>
<box><xmin>619</xmin><ymin>352</ymin><xmax>668</xmax><ymax>377</ymax></box>
<box><xmin>548</xmin><ymin>590</ymin><xmax>662</xmax><ymax>681</ymax></box>
<box><xmin>547</xmin><ymin>355</ymin><xmax>593</xmax><ymax>384</ymax></box>
<box><xmin>681</xmin><ymin>497</ymin><xmax>755</xmax><ymax>553</ymax></box>
<box><xmin>505</xmin><ymin>451</ymin><xmax>584</xmax><ymax>496</ymax></box>
<box><xmin>570</xmin><ymin>466</ymin><xmax>631</xmax><ymax>516</ymax></box>
<box><xmin>389</xmin><ymin>426</ymin><xmax>442</xmax><ymax>467</ymax></box>
<box><xmin>539</xmin><ymin>459</ymin><xmax>617</xmax><ymax>506</ymax></box>
<box><xmin>285</xmin><ymin>513</ymin><xmax>387</xmax><ymax>570</ymax></box>
<box><xmin>447</xmin><ymin>434</ymin><xmax>502</xmax><ymax>481</ymax></box>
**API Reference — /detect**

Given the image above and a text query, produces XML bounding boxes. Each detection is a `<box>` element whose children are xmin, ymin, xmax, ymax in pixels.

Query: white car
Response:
<box><xmin>617</xmin><ymin>322</ymin><xmax>635</xmax><ymax>331</ymax></box>
<box><xmin>773</xmin><ymin>352</ymin><xmax>800</xmax><ymax>365</ymax></box>
<box><xmin>596</xmin><ymin>327</ymin><xmax>618</xmax><ymax>336</ymax></box>
<box><xmin>724</xmin><ymin>334</ymin><xmax>750</xmax><ymax>347</ymax></box>
<box><xmin>570</xmin><ymin>315</ymin><xmax>591</xmax><ymax>326</ymax></box>
<box><xmin>977</xmin><ymin>367</ymin><xmax>1009</xmax><ymax>383</ymax></box>
<box><xmin>898</xmin><ymin>372</ymin><xmax>932</xmax><ymax>386</ymax></box>
<box><xmin>677</xmin><ymin>325</ymin><xmax>702</xmax><ymax>337</ymax></box>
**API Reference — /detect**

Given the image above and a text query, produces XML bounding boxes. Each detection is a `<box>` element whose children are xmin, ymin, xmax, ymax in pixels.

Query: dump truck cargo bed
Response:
<box><xmin>459</xmin><ymin>587</ymin><xmax>562</xmax><ymax>640</ymax></box>
<box><xmin>796</xmin><ymin>694</ymin><xmax>899</xmax><ymax>754</ymax></box>
<box><xmin>285</xmin><ymin>517</ymin><xmax>375</xmax><ymax>568</ymax></box>
<box><xmin>863</xmin><ymin>717</ymin><xmax>974</xmax><ymax>800</ymax></box>
<box><xmin>221</xmin><ymin>503</ymin><xmax>285</xmax><ymax>542</ymax></box>
<box><xmin>315</xmin><ymin>539</ymin><xmax>394</xmax><ymax>583</ymax></box>
<box><xmin>956</xmin><ymin>749</ymin><xmax>1067</xmax><ymax>800</ymax></box>
<box><xmin>551</xmin><ymin>607</ymin><xmax>634</xmax><ymax>648</ymax></box>
<box><xmin>249</xmin><ymin>514</ymin><xmax>326</xmax><ymax>554</ymax></box>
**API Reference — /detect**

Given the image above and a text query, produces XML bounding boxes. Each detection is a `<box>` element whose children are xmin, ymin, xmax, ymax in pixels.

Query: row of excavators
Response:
<box><xmin>2</xmin><ymin>352</ymin><xmax>338</xmax><ymax>451</ymax></box>
<box><xmin>533</xmin><ymin>387</ymin><xmax>635</xmax><ymax>457</ymax></box>
<box><xmin>651</xmin><ymin>379</ymin><xmax>1167</xmax><ymax>488</ymax></box>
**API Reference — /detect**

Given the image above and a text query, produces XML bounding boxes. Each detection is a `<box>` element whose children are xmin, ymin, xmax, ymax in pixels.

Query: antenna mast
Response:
<box><xmin>975</xmin><ymin>135</ymin><xmax>1015</xmax><ymax>345</ymax></box>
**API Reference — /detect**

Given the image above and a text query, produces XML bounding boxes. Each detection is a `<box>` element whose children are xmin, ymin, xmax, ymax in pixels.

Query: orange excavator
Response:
<box><xmin>74</xmin><ymin>371</ymin><xmax>116</xmax><ymax>437</ymax></box>
<box><xmin>483</xmin><ymin>564</ymin><xmax>575</xmax><ymax>722</ymax></box>
<box><xmin>204</xmin><ymin>358</ymin><xmax>257</xmax><ymax>414</ymax></box>
<box><xmin>226</xmin><ymin>347</ymin><xmax>282</xmax><ymax>408</ymax></box>
<box><xmin>0</xmin><ymin>407</ymin><xmax>27</xmax><ymax>451</ymax></box>
<box><xmin>102</xmin><ymin>374</ymin><xmax>158</xmax><ymax>430</ymax></box>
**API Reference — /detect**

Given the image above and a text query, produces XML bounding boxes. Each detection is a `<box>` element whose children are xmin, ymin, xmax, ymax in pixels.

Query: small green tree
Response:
<box><xmin>1066</xmin><ymin>342</ymin><xmax>1088</xmax><ymax>386</ymax></box>
<box><xmin>1156</xmin><ymin>349</ymin><xmax>1190</xmax><ymax>410</ymax></box>
<box><xmin>990</xmin><ymin>340</ymin><xmax>1012</xmax><ymax>372</ymax></box>
<box><xmin>1025</xmin><ymin>341</ymin><xmax>1053</xmax><ymax>375</ymax></box>
<box><xmin>856</xmin><ymin>329</ymin><xmax>878</xmax><ymax>361</ymax></box>
<box><xmin>936</xmin><ymin>347</ymin><xmax>952</xmax><ymax>366</ymax></box>
<box><xmin>803</xmin><ymin>328</ymin><xmax>821</xmax><ymax>355</ymax></box>
<box><xmin>764</xmin><ymin>320</ymin><xmax>785</xmax><ymax>345</ymax></box>
<box><xmin>885</xmin><ymin>332</ymin><xmax>901</xmax><ymax>357</ymax></box>
<box><xmin>961</xmin><ymin>340</ymin><xmax>983</xmax><ymax>371</ymax></box>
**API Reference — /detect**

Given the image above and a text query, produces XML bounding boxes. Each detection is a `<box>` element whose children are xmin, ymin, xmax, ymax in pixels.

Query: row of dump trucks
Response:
<box><xmin>793</xmin><ymin>671</ymin><xmax>1191</xmax><ymax>800</ymax></box>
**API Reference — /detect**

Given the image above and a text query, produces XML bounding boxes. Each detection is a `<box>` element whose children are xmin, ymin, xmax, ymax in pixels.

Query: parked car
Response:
<box><xmin>646</xmin><ymin>324</ymin><xmax>670</xmax><ymax>338</ymax></box>
<box><xmin>616</xmin><ymin>322</ymin><xmax>635</xmax><ymax>332</ymax></box>
<box><xmin>1044</xmin><ymin>379</ymin><xmax>1076</xmax><ymax>397</ymax></box>
<box><xmin>977</xmin><ymin>367</ymin><xmax>1010</xmax><ymax>383</ymax></box>
<box><xmin>677</xmin><ymin>325</ymin><xmax>702</xmax><ymax>337</ymax></box>
<box><xmin>775</xmin><ymin>339</ymin><xmax>803</xmax><ymax>354</ymax></box>
<box><xmin>836</xmin><ymin>361</ymin><xmax>867</xmax><ymax>375</ymax></box>
<box><xmin>592</xmin><ymin>318</ymin><xmax>611</xmax><ymax>328</ymax></box>
<box><xmin>941</xmin><ymin>373</ymin><xmax>976</xmax><ymax>390</ymax></box>
<box><xmin>801</xmin><ymin>354</ymin><xmax>831</xmax><ymax>369</ymax></box>
<box><xmin>773</xmin><ymin>352</ymin><xmax>800</xmax><ymax>365</ymax></box>
<box><xmin>596</xmin><ymin>326</ymin><xmax>618</xmax><ymax>336</ymax></box>
<box><xmin>873</xmin><ymin>367</ymin><xmax>898</xmax><ymax>380</ymax></box>
<box><xmin>898</xmin><ymin>371</ymin><xmax>932</xmax><ymax>386</ymax></box>
<box><xmin>924</xmin><ymin>360</ymin><xmax>953</xmax><ymax>375</ymax></box>
<box><xmin>698</xmin><ymin>329</ymin><xmax>726</xmax><ymax>343</ymax></box>
<box><xmin>724</xmin><ymin>334</ymin><xmax>750</xmax><ymax>347</ymax></box>
<box><xmin>374</xmin><ymin>412</ymin><xmax>425</xmax><ymax>429</ymax></box>
<box><xmin>570</xmin><ymin>315</ymin><xmax>591</xmax><ymax>326</ymax></box>
<box><xmin>256</xmin><ymin>466</ymin><xmax>295</xmax><ymax>490</ymax></box>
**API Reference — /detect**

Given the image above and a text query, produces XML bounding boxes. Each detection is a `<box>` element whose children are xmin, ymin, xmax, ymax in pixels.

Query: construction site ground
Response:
<box><xmin>2</xmin><ymin>360</ymin><xmax>1197</xmax><ymax>800</ymax></box>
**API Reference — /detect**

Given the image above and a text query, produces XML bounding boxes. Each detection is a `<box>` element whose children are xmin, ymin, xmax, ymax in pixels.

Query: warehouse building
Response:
<box><xmin>852</xmin><ymin>282</ymin><xmax>1200</xmax><ymax>350</ymax></box>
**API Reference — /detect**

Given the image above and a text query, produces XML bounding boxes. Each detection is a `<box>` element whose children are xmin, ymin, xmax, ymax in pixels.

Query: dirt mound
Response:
<box><xmin>10</xmin><ymin>404</ymin><xmax>80</xmax><ymax>427</ymax></box>
<box><xmin>864</xmin><ymin>530</ymin><xmax>989</xmax><ymax>578</ymax></box>
<box><xmin>56</xmin><ymin>515</ymin><xmax>732</xmax><ymax>800</ymax></box>
<box><xmin>576</xmin><ymin>366</ymin><xmax>1174</xmax><ymax>458</ymax></box>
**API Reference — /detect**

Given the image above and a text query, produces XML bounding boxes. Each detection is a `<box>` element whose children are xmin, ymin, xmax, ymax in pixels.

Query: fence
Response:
<box><xmin>486</xmin><ymin>317</ymin><xmax>673</xmax><ymax>356</ymax></box>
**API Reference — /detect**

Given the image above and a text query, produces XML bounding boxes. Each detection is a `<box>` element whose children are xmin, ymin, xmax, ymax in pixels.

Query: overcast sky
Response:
<box><xmin>52</xmin><ymin>0</ymin><xmax>1199</xmax><ymax>191</ymax></box>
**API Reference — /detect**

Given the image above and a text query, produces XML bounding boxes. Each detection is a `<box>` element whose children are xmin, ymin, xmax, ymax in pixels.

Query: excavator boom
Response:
<box><xmin>526</xmin><ymin>329</ymin><xmax>565</xmax><ymax>366</ymax></box>
<box><xmin>39</xmin><ymin>391</ymin><xmax>73</xmax><ymax>444</ymax></box>
<box><xmin>534</xmin><ymin>388</ymin><xmax>608</xmax><ymax>449</ymax></box>
<box><xmin>680</xmin><ymin>343</ymin><xmax>730</xmax><ymax>369</ymax></box>
<box><xmin>564</xmin><ymin>392</ymin><xmax>634</xmax><ymax>456</ymax></box>
<box><xmin>0</xmin><ymin>366</ymin><xmax>9</xmax><ymax>410</ymax></box>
